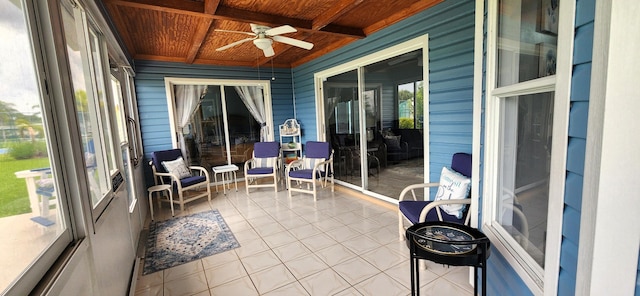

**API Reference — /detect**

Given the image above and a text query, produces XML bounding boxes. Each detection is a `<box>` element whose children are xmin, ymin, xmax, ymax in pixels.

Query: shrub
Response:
<box><xmin>8</xmin><ymin>141</ymin><xmax>47</xmax><ymax>159</ymax></box>
<box><xmin>399</xmin><ymin>117</ymin><xmax>414</xmax><ymax>129</ymax></box>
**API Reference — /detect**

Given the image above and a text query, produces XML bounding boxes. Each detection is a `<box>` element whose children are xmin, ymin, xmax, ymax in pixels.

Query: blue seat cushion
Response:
<box><xmin>289</xmin><ymin>169</ymin><xmax>315</xmax><ymax>179</ymax></box>
<box><xmin>180</xmin><ymin>175</ymin><xmax>206</xmax><ymax>187</ymax></box>
<box><xmin>247</xmin><ymin>167</ymin><xmax>274</xmax><ymax>175</ymax></box>
<box><xmin>399</xmin><ymin>200</ymin><xmax>465</xmax><ymax>224</ymax></box>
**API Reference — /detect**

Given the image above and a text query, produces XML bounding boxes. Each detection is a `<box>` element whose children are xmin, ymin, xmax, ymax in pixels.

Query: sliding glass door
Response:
<box><xmin>319</xmin><ymin>44</ymin><xmax>426</xmax><ymax>200</ymax></box>
<box><xmin>165</xmin><ymin>79</ymin><xmax>273</xmax><ymax>178</ymax></box>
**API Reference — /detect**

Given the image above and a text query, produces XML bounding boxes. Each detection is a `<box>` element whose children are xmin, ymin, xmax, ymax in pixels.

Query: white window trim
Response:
<box><xmin>576</xmin><ymin>0</ymin><xmax>640</xmax><ymax>294</ymax></box>
<box><xmin>477</xmin><ymin>0</ymin><xmax>575</xmax><ymax>294</ymax></box>
<box><xmin>163</xmin><ymin>77</ymin><xmax>275</xmax><ymax>148</ymax></box>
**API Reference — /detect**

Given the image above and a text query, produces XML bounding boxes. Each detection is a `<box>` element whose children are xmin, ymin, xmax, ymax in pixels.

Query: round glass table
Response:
<box><xmin>406</xmin><ymin>221</ymin><xmax>490</xmax><ymax>296</ymax></box>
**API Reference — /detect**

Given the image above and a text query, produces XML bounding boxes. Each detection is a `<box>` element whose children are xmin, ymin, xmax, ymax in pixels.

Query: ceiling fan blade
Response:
<box><xmin>216</xmin><ymin>37</ymin><xmax>254</xmax><ymax>51</ymax></box>
<box><xmin>265</xmin><ymin>25</ymin><xmax>297</xmax><ymax>36</ymax></box>
<box><xmin>262</xmin><ymin>46</ymin><xmax>275</xmax><ymax>57</ymax></box>
<box><xmin>271</xmin><ymin>36</ymin><xmax>314</xmax><ymax>50</ymax></box>
<box><xmin>213</xmin><ymin>29</ymin><xmax>255</xmax><ymax>36</ymax></box>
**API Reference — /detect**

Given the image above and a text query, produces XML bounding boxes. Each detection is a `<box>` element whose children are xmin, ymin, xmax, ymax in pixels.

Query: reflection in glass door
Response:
<box><xmin>323</xmin><ymin>70</ymin><xmax>362</xmax><ymax>188</ymax></box>
<box><xmin>321</xmin><ymin>48</ymin><xmax>425</xmax><ymax>200</ymax></box>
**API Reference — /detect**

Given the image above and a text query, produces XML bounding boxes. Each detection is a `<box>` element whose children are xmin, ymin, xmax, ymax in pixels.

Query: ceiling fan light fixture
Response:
<box><xmin>253</xmin><ymin>38</ymin><xmax>273</xmax><ymax>50</ymax></box>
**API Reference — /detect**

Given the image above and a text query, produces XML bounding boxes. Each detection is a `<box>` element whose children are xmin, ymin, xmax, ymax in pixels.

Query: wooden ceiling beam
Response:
<box><xmin>185</xmin><ymin>19</ymin><xmax>214</xmax><ymax>64</ymax></box>
<box><xmin>312</xmin><ymin>0</ymin><xmax>364</xmax><ymax>30</ymax></box>
<box><xmin>105</xmin><ymin>0</ymin><xmax>365</xmax><ymax>38</ymax></box>
<box><xmin>203</xmin><ymin>0</ymin><xmax>220</xmax><ymax>14</ymax></box>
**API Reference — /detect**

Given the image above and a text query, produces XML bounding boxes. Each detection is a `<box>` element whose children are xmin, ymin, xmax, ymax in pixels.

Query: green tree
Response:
<box><xmin>0</xmin><ymin>101</ymin><xmax>19</xmax><ymax>141</ymax></box>
<box><xmin>415</xmin><ymin>81</ymin><xmax>424</xmax><ymax>128</ymax></box>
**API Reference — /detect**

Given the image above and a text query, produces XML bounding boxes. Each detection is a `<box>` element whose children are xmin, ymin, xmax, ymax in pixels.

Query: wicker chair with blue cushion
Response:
<box><xmin>286</xmin><ymin>141</ymin><xmax>334</xmax><ymax>201</ymax></box>
<box><xmin>150</xmin><ymin>149</ymin><xmax>211</xmax><ymax>212</ymax></box>
<box><xmin>398</xmin><ymin>152</ymin><xmax>472</xmax><ymax>241</ymax></box>
<box><xmin>244</xmin><ymin>141</ymin><xmax>281</xmax><ymax>194</ymax></box>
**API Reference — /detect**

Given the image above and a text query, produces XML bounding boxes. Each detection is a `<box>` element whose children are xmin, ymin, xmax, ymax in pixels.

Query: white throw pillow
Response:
<box><xmin>254</xmin><ymin>157</ymin><xmax>276</xmax><ymax>168</ymax></box>
<box><xmin>304</xmin><ymin>157</ymin><xmax>326</xmax><ymax>172</ymax></box>
<box><xmin>162</xmin><ymin>157</ymin><xmax>192</xmax><ymax>179</ymax></box>
<box><xmin>435</xmin><ymin>166</ymin><xmax>471</xmax><ymax>218</ymax></box>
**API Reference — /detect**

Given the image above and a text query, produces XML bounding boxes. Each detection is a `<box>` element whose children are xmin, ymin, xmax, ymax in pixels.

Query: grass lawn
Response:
<box><xmin>0</xmin><ymin>157</ymin><xmax>51</xmax><ymax>218</ymax></box>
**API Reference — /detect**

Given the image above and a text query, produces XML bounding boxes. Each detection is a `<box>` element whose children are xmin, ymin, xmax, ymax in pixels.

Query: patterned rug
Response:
<box><xmin>143</xmin><ymin>210</ymin><xmax>240</xmax><ymax>275</ymax></box>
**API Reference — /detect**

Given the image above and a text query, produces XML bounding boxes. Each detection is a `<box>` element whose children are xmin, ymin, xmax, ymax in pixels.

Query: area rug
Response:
<box><xmin>143</xmin><ymin>210</ymin><xmax>240</xmax><ymax>275</ymax></box>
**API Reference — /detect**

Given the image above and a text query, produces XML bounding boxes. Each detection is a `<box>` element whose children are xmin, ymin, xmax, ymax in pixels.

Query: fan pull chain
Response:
<box><xmin>256</xmin><ymin>54</ymin><xmax>261</xmax><ymax>80</ymax></box>
<box><xmin>271</xmin><ymin>58</ymin><xmax>275</xmax><ymax>80</ymax></box>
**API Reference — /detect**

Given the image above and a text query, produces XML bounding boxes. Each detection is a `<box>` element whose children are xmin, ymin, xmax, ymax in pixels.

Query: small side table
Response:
<box><xmin>148</xmin><ymin>184</ymin><xmax>173</xmax><ymax>220</ymax></box>
<box><xmin>406</xmin><ymin>221</ymin><xmax>490</xmax><ymax>296</ymax></box>
<box><xmin>212</xmin><ymin>164</ymin><xmax>239</xmax><ymax>195</ymax></box>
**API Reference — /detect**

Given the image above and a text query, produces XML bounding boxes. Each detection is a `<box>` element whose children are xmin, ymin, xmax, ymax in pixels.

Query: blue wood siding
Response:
<box><xmin>293</xmin><ymin>0</ymin><xmax>474</xmax><ymax>175</ymax></box>
<box><xmin>134</xmin><ymin>60</ymin><xmax>293</xmax><ymax>181</ymax></box>
<box><xmin>558</xmin><ymin>0</ymin><xmax>595</xmax><ymax>294</ymax></box>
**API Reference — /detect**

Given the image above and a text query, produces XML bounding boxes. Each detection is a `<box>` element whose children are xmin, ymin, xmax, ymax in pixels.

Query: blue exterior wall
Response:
<box><xmin>293</xmin><ymin>0</ymin><xmax>475</xmax><ymax>181</ymax></box>
<box><xmin>558</xmin><ymin>0</ymin><xmax>595</xmax><ymax>294</ymax></box>
<box><xmin>133</xmin><ymin>60</ymin><xmax>294</xmax><ymax>160</ymax></box>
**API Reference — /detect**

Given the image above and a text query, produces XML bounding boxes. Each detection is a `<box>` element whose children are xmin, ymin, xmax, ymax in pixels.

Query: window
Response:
<box><xmin>62</xmin><ymin>1</ymin><xmax>119</xmax><ymax>218</ymax></box>
<box><xmin>397</xmin><ymin>81</ymin><xmax>424</xmax><ymax>129</ymax></box>
<box><xmin>0</xmin><ymin>0</ymin><xmax>73</xmax><ymax>293</ymax></box>
<box><xmin>483</xmin><ymin>0</ymin><xmax>567</xmax><ymax>292</ymax></box>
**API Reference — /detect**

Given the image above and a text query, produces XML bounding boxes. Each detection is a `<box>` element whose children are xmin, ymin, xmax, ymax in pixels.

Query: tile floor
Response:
<box><xmin>134</xmin><ymin>186</ymin><xmax>475</xmax><ymax>296</ymax></box>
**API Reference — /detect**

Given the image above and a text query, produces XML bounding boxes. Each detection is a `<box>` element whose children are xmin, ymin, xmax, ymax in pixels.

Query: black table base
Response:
<box><xmin>406</xmin><ymin>221</ymin><xmax>490</xmax><ymax>296</ymax></box>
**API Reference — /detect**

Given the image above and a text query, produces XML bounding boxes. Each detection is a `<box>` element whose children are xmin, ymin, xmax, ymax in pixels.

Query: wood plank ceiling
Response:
<box><xmin>102</xmin><ymin>0</ymin><xmax>442</xmax><ymax>68</ymax></box>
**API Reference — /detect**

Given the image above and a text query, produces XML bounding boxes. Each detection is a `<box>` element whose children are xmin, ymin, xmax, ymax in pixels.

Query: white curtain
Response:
<box><xmin>234</xmin><ymin>86</ymin><xmax>268</xmax><ymax>141</ymax></box>
<box><xmin>175</xmin><ymin>85</ymin><xmax>207</xmax><ymax>163</ymax></box>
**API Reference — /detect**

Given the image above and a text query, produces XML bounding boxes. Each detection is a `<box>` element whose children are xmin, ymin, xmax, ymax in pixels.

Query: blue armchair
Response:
<box><xmin>286</xmin><ymin>141</ymin><xmax>334</xmax><ymax>201</ymax></box>
<box><xmin>150</xmin><ymin>149</ymin><xmax>211</xmax><ymax>212</ymax></box>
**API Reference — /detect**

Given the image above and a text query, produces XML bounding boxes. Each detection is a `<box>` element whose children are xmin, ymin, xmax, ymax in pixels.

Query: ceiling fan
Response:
<box><xmin>215</xmin><ymin>24</ymin><xmax>314</xmax><ymax>57</ymax></box>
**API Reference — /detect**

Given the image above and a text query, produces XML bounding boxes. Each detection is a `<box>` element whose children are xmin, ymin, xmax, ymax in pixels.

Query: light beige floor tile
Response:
<box><xmin>208</xmin><ymin>275</ymin><xmax>258</xmax><ymax>296</ymax></box>
<box><xmin>332</xmin><ymin>287</ymin><xmax>364</xmax><ymax>296</ymax></box>
<box><xmin>365</xmin><ymin>225</ymin><xmax>400</xmax><ymax>245</ymax></box>
<box><xmin>248</xmin><ymin>264</ymin><xmax>297</xmax><ymax>294</ymax></box>
<box><xmin>298</xmin><ymin>268</ymin><xmax>350</xmax><ymax>296</ymax></box>
<box><xmin>325</xmin><ymin>225</ymin><xmax>361</xmax><ymax>243</ymax></box>
<box><xmin>313</xmin><ymin>217</ymin><xmax>345</xmax><ymax>232</ymax></box>
<box><xmin>262</xmin><ymin>281</ymin><xmax>310</xmax><ymax>296</ymax></box>
<box><xmin>163</xmin><ymin>260</ymin><xmax>204</xmax><ymax>282</ymax></box>
<box><xmin>134</xmin><ymin>284</ymin><xmax>163</xmax><ymax>296</ymax></box>
<box><xmin>240</xmin><ymin>250</ymin><xmax>282</xmax><ymax>274</ymax></box>
<box><xmin>288</xmin><ymin>223</ymin><xmax>323</xmax><ymax>240</ymax></box>
<box><xmin>272</xmin><ymin>240</ymin><xmax>312</xmax><ymax>262</ymax></box>
<box><xmin>136</xmin><ymin>270</ymin><xmax>163</xmax><ymax>292</ymax></box>
<box><xmin>420</xmin><ymin>278</ymin><xmax>474</xmax><ymax>296</ymax></box>
<box><xmin>261</xmin><ymin>229</ymin><xmax>298</xmax><ymax>248</ymax></box>
<box><xmin>360</xmin><ymin>245</ymin><xmax>406</xmax><ymax>271</ymax></box>
<box><xmin>299</xmin><ymin>232</ymin><xmax>338</xmax><ymax>252</ymax></box>
<box><xmin>163</xmin><ymin>272</ymin><xmax>209</xmax><ymax>296</ymax></box>
<box><xmin>283</xmin><ymin>253</ymin><xmax>329</xmax><ymax>279</ymax></box>
<box><xmin>341</xmin><ymin>234</ymin><xmax>382</xmax><ymax>254</ymax></box>
<box><xmin>314</xmin><ymin>243</ymin><xmax>357</xmax><ymax>267</ymax></box>
<box><xmin>201</xmin><ymin>250</ymin><xmax>239</xmax><ymax>270</ymax></box>
<box><xmin>383</xmin><ymin>260</ymin><xmax>439</xmax><ymax>289</ymax></box>
<box><xmin>252</xmin><ymin>221</ymin><xmax>286</xmax><ymax>236</ymax></box>
<box><xmin>331</xmin><ymin>256</ymin><xmax>380</xmax><ymax>285</ymax></box>
<box><xmin>354</xmin><ymin>272</ymin><xmax>408</xmax><ymax>296</ymax></box>
<box><xmin>443</xmin><ymin>266</ymin><xmax>475</xmax><ymax>293</ymax></box>
<box><xmin>234</xmin><ymin>237</ymin><xmax>270</xmax><ymax>258</ymax></box>
<box><xmin>204</xmin><ymin>259</ymin><xmax>247</xmax><ymax>287</ymax></box>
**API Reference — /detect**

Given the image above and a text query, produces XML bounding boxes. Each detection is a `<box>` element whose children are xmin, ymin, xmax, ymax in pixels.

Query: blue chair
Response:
<box><xmin>398</xmin><ymin>153</ymin><xmax>472</xmax><ymax>240</ymax></box>
<box><xmin>150</xmin><ymin>149</ymin><xmax>211</xmax><ymax>212</ymax></box>
<box><xmin>286</xmin><ymin>141</ymin><xmax>334</xmax><ymax>201</ymax></box>
<box><xmin>244</xmin><ymin>142</ymin><xmax>281</xmax><ymax>194</ymax></box>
